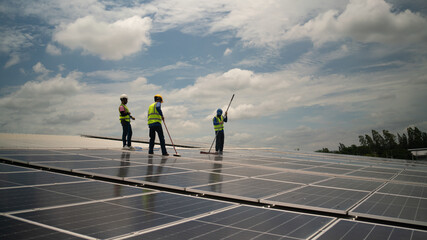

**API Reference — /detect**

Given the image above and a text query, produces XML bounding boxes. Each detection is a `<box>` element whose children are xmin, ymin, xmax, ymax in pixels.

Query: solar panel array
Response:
<box><xmin>1</xmin><ymin>147</ymin><xmax>427</xmax><ymax>239</ymax></box>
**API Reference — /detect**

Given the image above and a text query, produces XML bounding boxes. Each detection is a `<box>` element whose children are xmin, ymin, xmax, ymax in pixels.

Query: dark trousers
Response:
<box><xmin>121</xmin><ymin>120</ymin><xmax>132</xmax><ymax>147</ymax></box>
<box><xmin>215</xmin><ymin>130</ymin><xmax>224</xmax><ymax>152</ymax></box>
<box><xmin>149</xmin><ymin>125</ymin><xmax>167</xmax><ymax>154</ymax></box>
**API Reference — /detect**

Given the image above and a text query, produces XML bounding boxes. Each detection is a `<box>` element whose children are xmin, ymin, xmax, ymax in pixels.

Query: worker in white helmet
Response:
<box><xmin>119</xmin><ymin>94</ymin><xmax>135</xmax><ymax>150</ymax></box>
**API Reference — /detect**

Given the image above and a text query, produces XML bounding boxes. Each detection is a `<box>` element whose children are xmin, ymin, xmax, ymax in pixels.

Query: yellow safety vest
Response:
<box><xmin>147</xmin><ymin>102</ymin><xmax>162</xmax><ymax>125</ymax></box>
<box><xmin>214</xmin><ymin>116</ymin><xmax>224</xmax><ymax>131</ymax></box>
<box><xmin>119</xmin><ymin>104</ymin><xmax>130</xmax><ymax>122</ymax></box>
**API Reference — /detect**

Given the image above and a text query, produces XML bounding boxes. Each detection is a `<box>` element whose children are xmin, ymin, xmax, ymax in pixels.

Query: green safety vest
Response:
<box><xmin>213</xmin><ymin>116</ymin><xmax>224</xmax><ymax>131</ymax></box>
<box><xmin>119</xmin><ymin>104</ymin><xmax>130</xmax><ymax>122</ymax></box>
<box><xmin>147</xmin><ymin>102</ymin><xmax>162</xmax><ymax>125</ymax></box>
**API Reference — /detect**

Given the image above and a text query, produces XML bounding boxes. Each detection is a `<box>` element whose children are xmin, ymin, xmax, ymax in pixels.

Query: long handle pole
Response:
<box><xmin>163</xmin><ymin>120</ymin><xmax>180</xmax><ymax>156</ymax></box>
<box><xmin>207</xmin><ymin>131</ymin><xmax>218</xmax><ymax>153</ymax></box>
<box><xmin>208</xmin><ymin>94</ymin><xmax>235</xmax><ymax>153</ymax></box>
<box><xmin>225</xmin><ymin>94</ymin><xmax>235</xmax><ymax>114</ymax></box>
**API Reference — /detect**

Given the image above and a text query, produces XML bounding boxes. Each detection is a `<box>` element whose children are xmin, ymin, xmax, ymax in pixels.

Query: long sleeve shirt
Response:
<box><xmin>156</xmin><ymin>102</ymin><xmax>163</xmax><ymax>117</ymax></box>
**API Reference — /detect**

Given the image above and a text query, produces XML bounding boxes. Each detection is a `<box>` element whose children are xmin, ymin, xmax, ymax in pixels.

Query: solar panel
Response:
<box><xmin>265</xmin><ymin>162</ymin><xmax>314</xmax><ymax>170</ymax></box>
<box><xmin>0</xmin><ymin>149</ymin><xmax>60</xmax><ymax>155</ymax></box>
<box><xmin>137</xmin><ymin>205</ymin><xmax>335</xmax><ymax>240</ymax></box>
<box><xmin>350</xmin><ymin>193</ymin><xmax>427</xmax><ymax>226</ymax></box>
<box><xmin>346</xmin><ymin>170</ymin><xmax>396</xmax><ymax>180</ymax></box>
<box><xmin>127</xmin><ymin>171</ymin><xmax>244</xmax><ymax>190</ymax></box>
<box><xmin>160</xmin><ymin>161</ymin><xmax>237</xmax><ymax>171</ymax></box>
<box><xmin>16</xmin><ymin>199</ymin><xmax>183</xmax><ymax>239</ymax></box>
<box><xmin>393</xmin><ymin>174</ymin><xmax>427</xmax><ymax>184</ymax></box>
<box><xmin>263</xmin><ymin>186</ymin><xmax>370</xmax><ymax>214</ymax></box>
<box><xmin>314</xmin><ymin>219</ymin><xmax>427</xmax><ymax>240</ymax></box>
<box><xmin>189</xmin><ymin>178</ymin><xmax>302</xmax><ymax>201</ymax></box>
<box><xmin>13</xmin><ymin>192</ymin><xmax>236</xmax><ymax>239</ymax></box>
<box><xmin>321</xmin><ymin>163</ymin><xmax>363</xmax><ymax>170</ymax></box>
<box><xmin>313</xmin><ymin>177</ymin><xmax>384</xmax><ymax>191</ymax></box>
<box><xmin>303</xmin><ymin>166</ymin><xmax>355</xmax><ymax>175</ymax></box>
<box><xmin>30</xmin><ymin>159</ymin><xmax>146</xmax><ymax>172</ymax></box>
<box><xmin>2</xmin><ymin>141</ymin><xmax>427</xmax><ymax>239</ymax></box>
<box><xmin>378</xmin><ymin>182</ymin><xmax>427</xmax><ymax>198</ymax></box>
<box><xmin>200</xmin><ymin>166</ymin><xmax>283</xmax><ymax>177</ymax></box>
<box><xmin>401</xmin><ymin>169</ymin><xmax>427</xmax><ymax>177</ymax></box>
<box><xmin>1</xmin><ymin>187</ymin><xmax>92</xmax><ymax>212</ymax></box>
<box><xmin>1</xmin><ymin>154</ymin><xmax>102</xmax><ymax>163</ymax></box>
<box><xmin>361</xmin><ymin>166</ymin><xmax>401</xmax><ymax>174</ymax></box>
<box><xmin>0</xmin><ymin>171</ymin><xmax>87</xmax><ymax>186</ymax></box>
<box><xmin>256</xmin><ymin>171</ymin><xmax>329</xmax><ymax>184</ymax></box>
<box><xmin>1</xmin><ymin>215</ymin><xmax>85</xmax><ymax>240</ymax></box>
<box><xmin>0</xmin><ymin>162</ymin><xmax>36</xmax><ymax>173</ymax></box>
<box><xmin>75</xmin><ymin>165</ymin><xmax>193</xmax><ymax>180</ymax></box>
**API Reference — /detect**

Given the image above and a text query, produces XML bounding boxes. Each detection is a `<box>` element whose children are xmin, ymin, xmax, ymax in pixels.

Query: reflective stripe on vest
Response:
<box><xmin>119</xmin><ymin>104</ymin><xmax>130</xmax><ymax>122</ymax></box>
<box><xmin>148</xmin><ymin>102</ymin><xmax>162</xmax><ymax>125</ymax></box>
<box><xmin>214</xmin><ymin>116</ymin><xmax>224</xmax><ymax>131</ymax></box>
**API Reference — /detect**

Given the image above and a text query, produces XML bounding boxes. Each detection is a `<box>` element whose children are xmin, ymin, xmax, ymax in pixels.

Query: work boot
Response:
<box><xmin>162</xmin><ymin>153</ymin><xmax>169</xmax><ymax>156</ymax></box>
<box><xmin>122</xmin><ymin>146</ymin><xmax>130</xmax><ymax>150</ymax></box>
<box><xmin>128</xmin><ymin>146</ymin><xmax>135</xmax><ymax>151</ymax></box>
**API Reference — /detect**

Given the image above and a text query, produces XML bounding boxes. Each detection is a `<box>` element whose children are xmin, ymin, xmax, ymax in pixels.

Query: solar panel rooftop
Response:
<box><xmin>1</xmin><ymin>136</ymin><xmax>427</xmax><ymax>239</ymax></box>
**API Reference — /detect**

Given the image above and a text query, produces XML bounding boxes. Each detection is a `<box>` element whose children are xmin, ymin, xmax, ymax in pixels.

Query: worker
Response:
<box><xmin>119</xmin><ymin>94</ymin><xmax>135</xmax><ymax>150</ymax></box>
<box><xmin>213</xmin><ymin>108</ymin><xmax>228</xmax><ymax>154</ymax></box>
<box><xmin>147</xmin><ymin>94</ymin><xmax>168</xmax><ymax>156</ymax></box>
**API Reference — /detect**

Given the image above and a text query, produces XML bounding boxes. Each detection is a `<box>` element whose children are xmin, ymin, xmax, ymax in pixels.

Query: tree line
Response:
<box><xmin>317</xmin><ymin>127</ymin><xmax>427</xmax><ymax>160</ymax></box>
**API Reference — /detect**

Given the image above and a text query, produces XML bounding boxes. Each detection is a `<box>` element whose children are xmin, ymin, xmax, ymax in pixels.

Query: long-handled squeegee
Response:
<box><xmin>201</xmin><ymin>94</ymin><xmax>235</xmax><ymax>155</ymax></box>
<box><xmin>163</xmin><ymin>120</ymin><xmax>181</xmax><ymax>157</ymax></box>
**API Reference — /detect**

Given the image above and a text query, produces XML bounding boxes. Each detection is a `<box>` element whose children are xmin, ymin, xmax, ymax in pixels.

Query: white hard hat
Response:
<box><xmin>120</xmin><ymin>94</ymin><xmax>128</xmax><ymax>100</ymax></box>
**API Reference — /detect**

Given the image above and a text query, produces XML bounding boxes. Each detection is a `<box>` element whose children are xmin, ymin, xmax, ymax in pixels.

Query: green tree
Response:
<box><xmin>397</xmin><ymin>133</ymin><xmax>408</xmax><ymax>148</ymax></box>
<box><xmin>317</xmin><ymin>126</ymin><xmax>426</xmax><ymax>160</ymax></box>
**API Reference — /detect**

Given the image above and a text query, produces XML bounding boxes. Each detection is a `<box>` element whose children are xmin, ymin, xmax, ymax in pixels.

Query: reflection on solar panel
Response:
<box><xmin>1</xmin><ymin>146</ymin><xmax>427</xmax><ymax>239</ymax></box>
<box><xmin>262</xmin><ymin>185</ymin><xmax>370</xmax><ymax>214</ymax></box>
<box><xmin>138</xmin><ymin>205</ymin><xmax>334</xmax><ymax>240</ymax></box>
<box><xmin>314</xmin><ymin>219</ymin><xmax>427</xmax><ymax>240</ymax></box>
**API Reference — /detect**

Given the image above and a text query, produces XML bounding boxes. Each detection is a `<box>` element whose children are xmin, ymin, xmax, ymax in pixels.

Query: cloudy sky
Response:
<box><xmin>1</xmin><ymin>0</ymin><xmax>426</xmax><ymax>151</ymax></box>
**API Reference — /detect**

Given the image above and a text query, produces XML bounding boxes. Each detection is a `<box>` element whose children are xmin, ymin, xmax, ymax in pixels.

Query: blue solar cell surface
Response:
<box><xmin>1</xmin><ymin>147</ymin><xmax>427</xmax><ymax>239</ymax></box>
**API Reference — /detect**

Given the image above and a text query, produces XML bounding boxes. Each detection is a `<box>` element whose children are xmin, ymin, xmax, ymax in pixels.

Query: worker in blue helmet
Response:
<box><xmin>213</xmin><ymin>108</ymin><xmax>228</xmax><ymax>154</ymax></box>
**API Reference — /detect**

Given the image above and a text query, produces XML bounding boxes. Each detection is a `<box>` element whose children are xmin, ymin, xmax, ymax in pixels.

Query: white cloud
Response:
<box><xmin>130</xmin><ymin>77</ymin><xmax>160</xmax><ymax>92</ymax></box>
<box><xmin>153</xmin><ymin>61</ymin><xmax>191</xmax><ymax>73</ymax></box>
<box><xmin>86</xmin><ymin>70</ymin><xmax>132</xmax><ymax>81</ymax></box>
<box><xmin>0</xmin><ymin>70</ymin><xmax>86</xmax><ymax>136</ymax></box>
<box><xmin>1</xmin><ymin>61</ymin><xmax>426</xmax><ymax>149</ymax></box>
<box><xmin>53</xmin><ymin>15</ymin><xmax>152</xmax><ymax>60</ymax></box>
<box><xmin>14</xmin><ymin>72</ymin><xmax>83</xmax><ymax>99</ymax></box>
<box><xmin>4</xmin><ymin>53</ymin><xmax>20</xmax><ymax>68</ymax></box>
<box><xmin>0</xmin><ymin>27</ymin><xmax>34</xmax><ymax>68</ymax></box>
<box><xmin>46</xmin><ymin>43</ymin><xmax>61</xmax><ymax>55</ymax></box>
<box><xmin>46</xmin><ymin>111</ymin><xmax>95</xmax><ymax>125</ymax></box>
<box><xmin>1</xmin><ymin>0</ymin><xmax>426</xmax><ymax>151</ymax></box>
<box><xmin>58</xmin><ymin>64</ymin><xmax>65</xmax><ymax>72</ymax></box>
<box><xmin>0</xmin><ymin>27</ymin><xmax>33</xmax><ymax>53</ymax></box>
<box><xmin>149</xmin><ymin>0</ymin><xmax>427</xmax><ymax>48</ymax></box>
<box><xmin>32</xmin><ymin>62</ymin><xmax>50</xmax><ymax>74</ymax></box>
<box><xmin>223</xmin><ymin>48</ymin><xmax>232</xmax><ymax>56</ymax></box>
<box><xmin>10</xmin><ymin>0</ymin><xmax>427</xmax><ymax>54</ymax></box>
<box><xmin>32</xmin><ymin>62</ymin><xmax>53</xmax><ymax>80</ymax></box>
<box><xmin>287</xmin><ymin>0</ymin><xmax>427</xmax><ymax>46</ymax></box>
<box><xmin>17</xmin><ymin>0</ymin><xmax>154</xmax><ymax>26</ymax></box>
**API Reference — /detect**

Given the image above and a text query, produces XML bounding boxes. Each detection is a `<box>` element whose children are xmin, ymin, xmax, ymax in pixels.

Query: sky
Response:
<box><xmin>1</xmin><ymin>0</ymin><xmax>427</xmax><ymax>151</ymax></box>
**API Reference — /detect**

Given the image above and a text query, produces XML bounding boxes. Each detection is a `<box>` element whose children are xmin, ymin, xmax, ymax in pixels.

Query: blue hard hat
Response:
<box><xmin>217</xmin><ymin>108</ymin><xmax>223</xmax><ymax>115</ymax></box>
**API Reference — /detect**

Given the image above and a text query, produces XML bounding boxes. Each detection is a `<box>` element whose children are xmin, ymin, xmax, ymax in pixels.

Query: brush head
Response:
<box><xmin>200</xmin><ymin>151</ymin><xmax>218</xmax><ymax>155</ymax></box>
<box><xmin>173</xmin><ymin>154</ymin><xmax>181</xmax><ymax>157</ymax></box>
